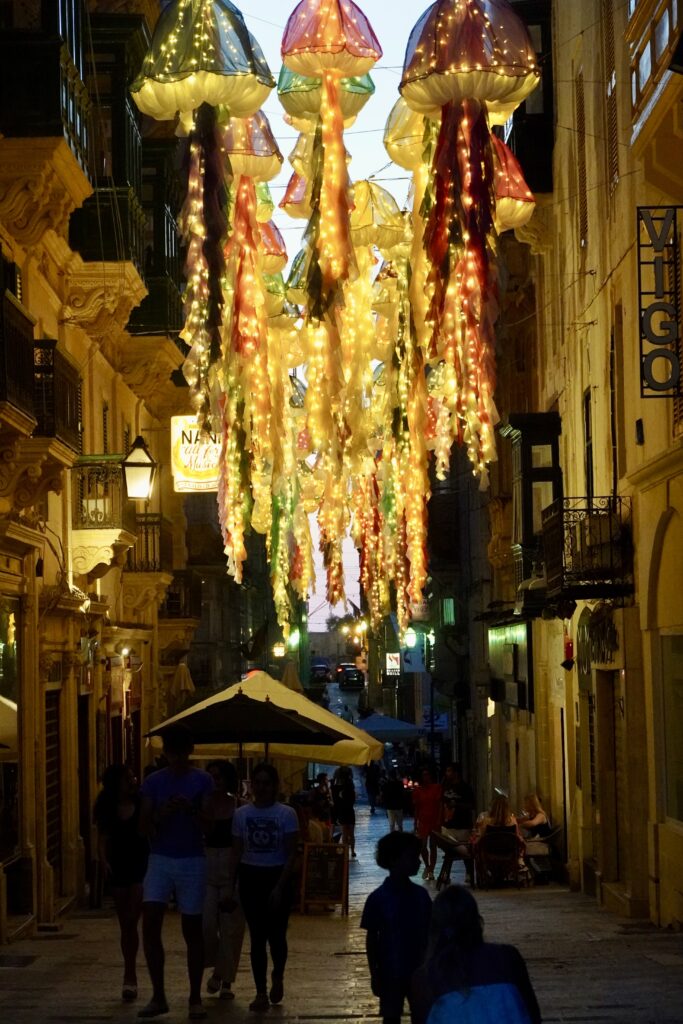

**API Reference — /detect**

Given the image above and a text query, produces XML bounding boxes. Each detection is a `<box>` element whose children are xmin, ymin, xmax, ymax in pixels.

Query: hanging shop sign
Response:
<box><xmin>385</xmin><ymin>652</ymin><xmax>401</xmax><ymax>676</ymax></box>
<box><xmin>171</xmin><ymin>416</ymin><xmax>221</xmax><ymax>493</ymax></box>
<box><xmin>637</xmin><ymin>206</ymin><xmax>682</xmax><ymax>399</ymax></box>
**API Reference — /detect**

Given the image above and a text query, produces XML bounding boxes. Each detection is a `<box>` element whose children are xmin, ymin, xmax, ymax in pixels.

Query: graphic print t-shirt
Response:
<box><xmin>232</xmin><ymin>801</ymin><xmax>299</xmax><ymax>867</ymax></box>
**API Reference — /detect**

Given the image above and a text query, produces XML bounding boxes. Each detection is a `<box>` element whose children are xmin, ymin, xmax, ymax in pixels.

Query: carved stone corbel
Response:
<box><xmin>61</xmin><ymin>258</ymin><xmax>147</xmax><ymax>341</ymax></box>
<box><xmin>0</xmin><ymin>138</ymin><xmax>91</xmax><ymax>248</ymax></box>
<box><xmin>122</xmin><ymin>572</ymin><xmax>174</xmax><ymax>621</ymax></box>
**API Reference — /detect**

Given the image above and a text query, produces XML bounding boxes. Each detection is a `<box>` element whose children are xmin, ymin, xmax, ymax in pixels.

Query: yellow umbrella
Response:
<box><xmin>149</xmin><ymin>671</ymin><xmax>383</xmax><ymax>766</ymax></box>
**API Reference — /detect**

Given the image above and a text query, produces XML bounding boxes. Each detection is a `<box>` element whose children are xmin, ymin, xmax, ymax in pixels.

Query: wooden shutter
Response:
<box><xmin>45</xmin><ymin>688</ymin><xmax>62</xmax><ymax>890</ymax></box>
<box><xmin>574</xmin><ymin>70</ymin><xmax>588</xmax><ymax>246</ymax></box>
<box><xmin>602</xmin><ymin>0</ymin><xmax>619</xmax><ymax>193</ymax></box>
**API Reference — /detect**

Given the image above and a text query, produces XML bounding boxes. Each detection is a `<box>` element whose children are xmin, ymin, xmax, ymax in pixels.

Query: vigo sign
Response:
<box><xmin>171</xmin><ymin>416</ymin><xmax>221</xmax><ymax>492</ymax></box>
<box><xmin>637</xmin><ymin>207</ymin><xmax>682</xmax><ymax>399</ymax></box>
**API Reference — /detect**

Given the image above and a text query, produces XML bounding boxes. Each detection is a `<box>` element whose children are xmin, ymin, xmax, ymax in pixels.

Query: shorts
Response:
<box><xmin>143</xmin><ymin>854</ymin><xmax>207</xmax><ymax>916</ymax></box>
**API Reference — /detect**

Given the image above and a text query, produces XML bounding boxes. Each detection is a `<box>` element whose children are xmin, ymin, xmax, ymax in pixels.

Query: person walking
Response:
<box><xmin>202</xmin><ymin>761</ymin><xmax>245</xmax><ymax>1002</ymax></box>
<box><xmin>410</xmin><ymin>885</ymin><xmax>541</xmax><ymax>1023</ymax></box>
<box><xmin>228</xmin><ymin>763</ymin><xmax>300</xmax><ymax>1012</ymax></box>
<box><xmin>361</xmin><ymin>831</ymin><xmax>432</xmax><ymax>1024</ymax></box>
<box><xmin>94</xmin><ymin>764</ymin><xmax>149</xmax><ymax>1003</ymax></box>
<box><xmin>332</xmin><ymin>765</ymin><xmax>357</xmax><ymax>857</ymax></box>
<box><xmin>364</xmin><ymin>760</ymin><xmax>382</xmax><ymax>815</ymax></box>
<box><xmin>381</xmin><ymin>770</ymin><xmax>406</xmax><ymax>832</ymax></box>
<box><xmin>138</xmin><ymin>725</ymin><xmax>214</xmax><ymax>1021</ymax></box>
<box><xmin>412</xmin><ymin>767</ymin><xmax>443</xmax><ymax>880</ymax></box>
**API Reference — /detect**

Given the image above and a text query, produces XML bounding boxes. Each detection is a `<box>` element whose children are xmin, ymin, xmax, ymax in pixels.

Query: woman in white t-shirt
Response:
<box><xmin>228</xmin><ymin>763</ymin><xmax>299</xmax><ymax>1013</ymax></box>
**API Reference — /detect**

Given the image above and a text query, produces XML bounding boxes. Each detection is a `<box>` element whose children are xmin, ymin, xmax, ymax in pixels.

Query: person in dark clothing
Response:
<box><xmin>94</xmin><ymin>765</ymin><xmax>149</xmax><ymax>1003</ymax></box>
<box><xmin>332</xmin><ymin>766</ymin><xmax>357</xmax><ymax>856</ymax></box>
<box><xmin>364</xmin><ymin>761</ymin><xmax>382</xmax><ymax>815</ymax></box>
<box><xmin>361</xmin><ymin>831</ymin><xmax>432</xmax><ymax>1024</ymax></box>
<box><xmin>441</xmin><ymin>763</ymin><xmax>475</xmax><ymax>831</ymax></box>
<box><xmin>411</xmin><ymin>885</ymin><xmax>541</xmax><ymax>1024</ymax></box>
<box><xmin>381</xmin><ymin>769</ymin><xmax>407</xmax><ymax>832</ymax></box>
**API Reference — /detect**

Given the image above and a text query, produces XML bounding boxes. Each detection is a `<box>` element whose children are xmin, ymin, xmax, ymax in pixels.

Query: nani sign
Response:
<box><xmin>637</xmin><ymin>207</ymin><xmax>682</xmax><ymax>399</ymax></box>
<box><xmin>171</xmin><ymin>416</ymin><xmax>220</xmax><ymax>493</ymax></box>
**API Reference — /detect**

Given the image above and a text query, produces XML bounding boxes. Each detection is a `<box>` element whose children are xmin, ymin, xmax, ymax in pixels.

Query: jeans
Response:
<box><xmin>202</xmin><ymin>847</ymin><xmax>245</xmax><ymax>983</ymax></box>
<box><xmin>238</xmin><ymin>864</ymin><xmax>292</xmax><ymax>993</ymax></box>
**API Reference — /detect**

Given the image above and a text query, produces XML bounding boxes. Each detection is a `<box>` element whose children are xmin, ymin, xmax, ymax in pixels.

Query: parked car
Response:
<box><xmin>310</xmin><ymin>659</ymin><xmax>332</xmax><ymax>683</ymax></box>
<box><xmin>337</xmin><ymin>664</ymin><xmax>365</xmax><ymax>690</ymax></box>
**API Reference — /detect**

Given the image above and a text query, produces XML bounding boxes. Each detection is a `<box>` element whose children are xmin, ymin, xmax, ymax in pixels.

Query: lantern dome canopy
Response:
<box><xmin>219</xmin><ymin>110</ymin><xmax>283</xmax><ymax>181</ymax></box>
<box><xmin>400</xmin><ymin>0</ymin><xmax>540</xmax><ymax>118</ymax></box>
<box><xmin>383</xmin><ymin>97</ymin><xmax>429</xmax><ymax>171</ymax></box>
<box><xmin>277</xmin><ymin>66</ymin><xmax>375</xmax><ymax>129</ymax></box>
<box><xmin>492</xmin><ymin>134</ymin><xmax>535</xmax><ymax>232</ymax></box>
<box><xmin>282</xmin><ymin>0</ymin><xmax>382</xmax><ymax>78</ymax></box>
<box><xmin>279</xmin><ymin>172</ymin><xmax>312</xmax><ymax>220</ymax></box>
<box><xmin>260</xmin><ymin>221</ymin><xmax>288</xmax><ymax>274</ymax></box>
<box><xmin>350</xmin><ymin>181</ymin><xmax>404</xmax><ymax>252</ymax></box>
<box><xmin>131</xmin><ymin>0</ymin><xmax>275</xmax><ymax>122</ymax></box>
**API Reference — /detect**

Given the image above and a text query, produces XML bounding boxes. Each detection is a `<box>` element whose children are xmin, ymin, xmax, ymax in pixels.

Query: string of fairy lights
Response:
<box><xmin>131</xmin><ymin>0</ymin><xmax>540</xmax><ymax>639</ymax></box>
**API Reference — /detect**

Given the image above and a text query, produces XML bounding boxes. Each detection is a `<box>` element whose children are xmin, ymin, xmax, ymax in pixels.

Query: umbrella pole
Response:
<box><xmin>264</xmin><ymin>741</ymin><xmax>269</xmax><ymax>763</ymax></box>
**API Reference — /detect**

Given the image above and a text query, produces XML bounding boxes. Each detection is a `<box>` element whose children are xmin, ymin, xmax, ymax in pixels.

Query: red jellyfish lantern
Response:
<box><xmin>281</xmin><ymin>0</ymin><xmax>382</xmax><ymax>294</ymax></box>
<box><xmin>492</xmin><ymin>135</ymin><xmax>535</xmax><ymax>233</ymax></box>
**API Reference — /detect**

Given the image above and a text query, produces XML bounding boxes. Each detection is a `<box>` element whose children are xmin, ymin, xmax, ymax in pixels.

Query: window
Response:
<box><xmin>441</xmin><ymin>598</ymin><xmax>455</xmax><ymax>627</ymax></box>
<box><xmin>584</xmin><ymin>389</ymin><xmax>594</xmax><ymax>503</ymax></box>
<box><xmin>574</xmin><ymin>70</ymin><xmax>588</xmax><ymax>247</ymax></box>
<box><xmin>662</xmin><ymin>636</ymin><xmax>683</xmax><ymax>821</ymax></box>
<box><xmin>602</xmin><ymin>0</ymin><xmax>619</xmax><ymax>194</ymax></box>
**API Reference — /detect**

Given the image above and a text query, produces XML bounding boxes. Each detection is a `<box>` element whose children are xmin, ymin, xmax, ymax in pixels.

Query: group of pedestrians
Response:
<box><xmin>94</xmin><ymin>725</ymin><xmax>298</xmax><ymax>1019</ymax></box>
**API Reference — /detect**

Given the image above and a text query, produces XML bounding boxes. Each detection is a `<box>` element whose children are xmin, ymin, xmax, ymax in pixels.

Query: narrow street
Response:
<box><xmin>0</xmin><ymin>794</ymin><xmax>682</xmax><ymax>1024</ymax></box>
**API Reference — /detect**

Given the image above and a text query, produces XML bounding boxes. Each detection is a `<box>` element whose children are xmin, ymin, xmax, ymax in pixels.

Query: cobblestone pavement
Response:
<box><xmin>1</xmin><ymin>797</ymin><xmax>683</xmax><ymax>1023</ymax></box>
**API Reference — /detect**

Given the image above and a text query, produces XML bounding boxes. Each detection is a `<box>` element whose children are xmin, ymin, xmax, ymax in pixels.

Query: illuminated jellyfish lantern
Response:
<box><xmin>219</xmin><ymin>109</ymin><xmax>283</xmax><ymax>181</ymax></box>
<box><xmin>492</xmin><ymin>135</ymin><xmax>535</xmax><ymax>232</ymax></box>
<box><xmin>400</xmin><ymin>0</ymin><xmax>539</xmax><ymax>119</ymax></box>
<box><xmin>350</xmin><ymin>180</ymin><xmax>405</xmax><ymax>255</ymax></box>
<box><xmin>278</xmin><ymin>66</ymin><xmax>375</xmax><ymax>131</ymax></box>
<box><xmin>255</xmin><ymin>182</ymin><xmax>274</xmax><ymax>223</ymax></box>
<box><xmin>260</xmin><ymin>221</ymin><xmax>288</xmax><ymax>274</ymax></box>
<box><xmin>383</xmin><ymin>96</ymin><xmax>429</xmax><ymax>172</ymax></box>
<box><xmin>130</xmin><ymin>0</ymin><xmax>274</xmax><ymax>120</ymax></box>
<box><xmin>286</xmin><ymin>247</ymin><xmax>314</xmax><ymax>307</ymax></box>
<box><xmin>279</xmin><ymin>172</ymin><xmax>312</xmax><ymax>220</ymax></box>
<box><xmin>281</xmin><ymin>0</ymin><xmax>382</xmax><ymax>288</ymax></box>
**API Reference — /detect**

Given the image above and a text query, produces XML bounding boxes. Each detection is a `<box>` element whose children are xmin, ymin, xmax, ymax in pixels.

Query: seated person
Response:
<box><xmin>477</xmin><ymin>793</ymin><xmax>521</xmax><ymax>837</ymax></box>
<box><xmin>518</xmin><ymin>793</ymin><xmax>552</xmax><ymax>839</ymax></box>
<box><xmin>307</xmin><ymin>794</ymin><xmax>333</xmax><ymax>844</ymax></box>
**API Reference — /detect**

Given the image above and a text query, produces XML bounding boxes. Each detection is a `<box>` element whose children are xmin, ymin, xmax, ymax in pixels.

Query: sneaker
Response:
<box><xmin>249</xmin><ymin>993</ymin><xmax>270</xmax><ymax>1012</ymax></box>
<box><xmin>206</xmin><ymin>974</ymin><xmax>222</xmax><ymax>995</ymax></box>
<box><xmin>269</xmin><ymin>977</ymin><xmax>284</xmax><ymax>1005</ymax></box>
<box><xmin>220</xmin><ymin>982</ymin><xmax>235</xmax><ymax>1001</ymax></box>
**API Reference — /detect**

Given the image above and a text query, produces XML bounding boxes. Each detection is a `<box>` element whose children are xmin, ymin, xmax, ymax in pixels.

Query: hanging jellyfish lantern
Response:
<box><xmin>278</xmin><ymin>66</ymin><xmax>375</xmax><ymax>131</ymax></box>
<box><xmin>383</xmin><ymin>96</ymin><xmax>428</xmax><ymax>172</ymax></box>
<box><xmin>400</xmin><ymin>0</ymin><xmax>539</xmax><ymax>483</ymax></box>
<box><xmin>259</xmin><ymin>221</ymin><xmax>288</xmax><ymax>275</ymax></box>
<box><xmin>279</xmin><ymin>172</ymin><xmax>313</xmax><ymax>220</ymax></box>
<box><xmin>492</xmin><ymin>134</ymin><xmax>536</xmax><ymax>232</ymax></box>
<box><xmin>219</xmin><ymin>109</ymin><xmax>283</xmax><ymax>181</ymax></box>
<box><xmin>281</xmin><ymin>0</ymin><xmax>382</xmax><ymax>293</ymax></box>
<box><xmin>130</xmin><ymin>0</ymin><xmax>274</xmax><ymax>120</ymax></box>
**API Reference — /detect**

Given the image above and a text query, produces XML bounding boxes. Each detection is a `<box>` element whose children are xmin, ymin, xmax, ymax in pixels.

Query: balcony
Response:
<box><xmin>0</xmin><ymin>35</ymin><xmax>89</xmax><ymax>176</ymax></box>
<box><xmin>71</xmin><ymin>457</ymin><xmax>137</xmax><ymax>579</ymax></box>
<box><xmin>69</xmin><ymin>186</ymin><xmax>147</xmax><ymax>276</ymax></box>
<box><xmin>160</xmin><ymin>571</ymin><xmax>203</xmax><ymax>621</ymax></box>
<box><xmin>128</xmin><ymin>276</ymin><xmax>183</xmax><ymax>337</ymax></box>
<box><xmin>125</xmin><ymin>514</ymin><xmax>174</xmax><ymax>573</ymax></box>
<box><xmin>542</xmin><ymin>497</ymin><xmax>634</xmax><ymax>600</ymax></box>
<box><xmin>0</xmin><ymin>292</ymin><xmax>35</xmax><ymax>430</ymax></box>
<box><xmin>33</xmin><ymin>341</ymin><xmax>80</xmax><ymax>452</ymax></box>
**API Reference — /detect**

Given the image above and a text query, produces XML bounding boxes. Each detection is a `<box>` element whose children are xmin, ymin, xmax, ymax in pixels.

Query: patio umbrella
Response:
<box><xmin>359</xmin><ymin>712</ymin><xmax>426</xmax><ymax>743</ymax></box>
<box><xmin>148</xmin><ymin>691</ymin><xmax>346</xmax><ymax>749</ymax></box>
<box><xmin>149</xmin><ymin>671</ymin><xmax>383</xmax><ymax>765</ymax></box>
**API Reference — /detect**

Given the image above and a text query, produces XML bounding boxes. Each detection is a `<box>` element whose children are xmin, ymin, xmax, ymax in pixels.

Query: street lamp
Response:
<box><xmin>272</xmin><ymin>642</ymin><xmax>286</xmax><ymax>658</ymax></box>
<box><xmin>122</xmin><ymin>435</ymin><xmax>157</xmax><ymax>500</ymax></box>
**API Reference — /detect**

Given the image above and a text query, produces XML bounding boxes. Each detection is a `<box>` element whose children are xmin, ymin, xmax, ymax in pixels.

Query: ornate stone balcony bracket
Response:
<box><xmin>0</xmin><ymin>138</ymin><xmax>92</xmax><ymax>249</ymax></box>
<box><xmin>122</xmin><ymin>571</ymin><xmax>174</xmax><ymax>622</ymax></box>
<box><xmin>61</xmin><ymin>258</ymin><xmax>147</xmax><ymax>342</ymax></box>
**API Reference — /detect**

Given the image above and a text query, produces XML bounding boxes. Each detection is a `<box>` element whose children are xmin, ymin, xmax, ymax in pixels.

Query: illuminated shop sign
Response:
<box><xmin>170</xmin><ymin>416</ymin><xmax>220</xmax><ymax>493</ymax></box>
<box><xmin>637</xmin><ymin>207</ymin><xmax>682</xmax><ymax>398</ymax></box>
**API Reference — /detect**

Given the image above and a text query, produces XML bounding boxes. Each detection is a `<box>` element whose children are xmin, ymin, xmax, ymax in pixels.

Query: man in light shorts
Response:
<box><xmin>138</xmin><ymin>724</ymin><xmax>214</xmax><ymax>1020</ymax></box>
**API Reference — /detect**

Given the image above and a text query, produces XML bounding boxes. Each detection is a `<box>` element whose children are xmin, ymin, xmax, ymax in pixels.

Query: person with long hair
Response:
<box><xmin>94</xmin><ymin>764</ymin><xmax>149</xmax><ymax>1003</ymax></box>
<box><xmin>479</xmin><ymin>793</ymin><xmax>520</xmax><ymax>835</ymax></box>
<box><xmin>517</xmin><ymin>794</ymin><xmax>552</xmax><ymax>839</ymax></box>
<box><xmin>228</xmin><ymin>763</ymin><xmax>300</xmax><ymax>1012</ymax></box>
<box><xmin>412</xmin><ymin>767</ymin><xmax>443</xmax><ymax>880</ymax></box>
<box><xmin>410</xmin><ymin>885</ymin><xmax>541</xmax><ymax>1024</ymax></box>
<box><xmin>202</xmin><ymin>761</ymin><xmax>245</xmax><ymax>1001</ymax></box>
<box><xmin>332</xmin><ymin>765</ymin><xmax>357</xmax><ymax>857</ymax></box>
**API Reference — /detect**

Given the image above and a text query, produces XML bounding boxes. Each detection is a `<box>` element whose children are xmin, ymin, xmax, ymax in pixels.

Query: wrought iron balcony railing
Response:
<box><xmin>159</xmin><ymin>570</ymin><xmax>202</xmax><ymax>620</ymax></box>
<box><xmin>542</xmin><ymin>496</ymin><xmax>634</xmax><ymax>600</ymax></box>
<box><xmin>0</xmin><ymin>291</ymin><xmax>35</xmax><ymax>419</ymax></box>
<box><xmin>69</xmin><ymin>186</ymin><xmax>147</xmax><ymax>276</ymax></box>
<box><xmin>125</xmin><ymin>514</ymin><xmax>174</xmax><ymax>573</ymax></box>
<box><xmin>71</xmin><ymin>457</ymin><xmax>136</xmax><ymax>533</ymax></box>
<box><xmin>33</xmin><ymin>340</ymin><xmax>80</xmax><ymax>451</ymax></box>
